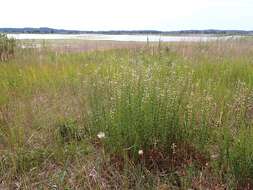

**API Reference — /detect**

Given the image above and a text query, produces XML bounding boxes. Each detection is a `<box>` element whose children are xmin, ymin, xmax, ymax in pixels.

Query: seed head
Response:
<box><xmin>97</xmin><ymin>132</ymin><xmax>105</xmax><ymax>139</ymax></box>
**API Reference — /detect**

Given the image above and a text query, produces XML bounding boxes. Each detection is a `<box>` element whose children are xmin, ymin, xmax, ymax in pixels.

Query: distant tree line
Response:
<box><xmin>0</xmin><ymin>27</ymin><xmax>252</xmax><ymax>36</ymax></box>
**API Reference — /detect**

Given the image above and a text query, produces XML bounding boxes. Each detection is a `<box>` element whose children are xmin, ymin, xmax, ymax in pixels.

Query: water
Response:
<box><xmin>7</xmin><ymin>33</ymin><xmax>238</xmax><ymax>42</ymax></box>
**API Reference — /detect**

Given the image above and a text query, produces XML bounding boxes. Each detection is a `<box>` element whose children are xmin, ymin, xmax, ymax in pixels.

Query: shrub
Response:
<box><xmin>0</xmin><ymin>33</ymin><xmax>16</xmax><ymax>62</ymax></box>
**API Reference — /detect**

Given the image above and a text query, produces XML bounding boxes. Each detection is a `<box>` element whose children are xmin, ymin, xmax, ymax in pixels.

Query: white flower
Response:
<box><xmin>97</xmin><ymin>132</ymin><xmax>105</xmax><ymax>139</ymax></box>
<box><xmin>171</xmin><ymin>143</ymin><xmax>177</xmax><ymax>154</ymax></box>
<box><xmin>138</xmin><ymin>150</ymin><xmax>144</xmax><ymax>155</ymax></box>
<box><xmin>51</xmin><ymin>184</ymin><xmax>57</xmax><ymax>190</ymax></box>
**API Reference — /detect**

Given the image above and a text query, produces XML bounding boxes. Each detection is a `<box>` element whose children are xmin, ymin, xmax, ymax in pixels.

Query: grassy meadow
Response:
<box><xmin>1</xmin><ymin>38</ymin><xmax>253</xmax><ymax>189</ymax></box>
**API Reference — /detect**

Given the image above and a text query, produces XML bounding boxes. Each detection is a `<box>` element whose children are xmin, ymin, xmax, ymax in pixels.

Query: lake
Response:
<box><xmin>7</xmin><ymin>34</ymin><xmax>239</xmax><ymax>42</ymax></box>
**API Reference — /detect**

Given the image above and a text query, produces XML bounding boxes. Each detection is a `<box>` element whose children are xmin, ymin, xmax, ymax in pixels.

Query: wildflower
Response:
<box><xmin>51</xmin><ymin>184</ymin><xmax>57</xmax><ymax>190</ymax></box>
<box><xmin>97</xmin><ymin>132</ymin><xmax>105</xmax><ymax>139</ymax></box>
<box><xmin>211</xmin><ymin>154</ymin><xmax>219</xmax><ymax>160</ymax></box>
<box><xmin>186</xmin><ymin>104</ymin><xmax>193</xmax><ymax>110</ymax></box>
<box><xmin>171</xmin><ymin>143</ymin><xmax>177</xmax><ymax>154</ymax></box>
<box><xmin>138</xmin><ymin>150</ymin><xmax>144</xmax><ymax>155</ymax></box>
<box><xmin>89</xmin><ymin>167</ymin><xmax>98</xmax><ymax>180</ymax></box>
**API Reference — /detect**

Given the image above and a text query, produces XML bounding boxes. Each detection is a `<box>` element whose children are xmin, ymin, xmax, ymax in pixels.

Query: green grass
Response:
<box><xmin>0</xmin><ymin>39</ymin><xmax>253</xmax><ymax>189</ymax></box>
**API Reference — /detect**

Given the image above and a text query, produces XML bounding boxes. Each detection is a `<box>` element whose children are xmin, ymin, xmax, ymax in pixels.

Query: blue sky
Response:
<box><xmin>1</xmin><ymin>0</ymin><xmax>252</xmax><ymax>30</ymax></box>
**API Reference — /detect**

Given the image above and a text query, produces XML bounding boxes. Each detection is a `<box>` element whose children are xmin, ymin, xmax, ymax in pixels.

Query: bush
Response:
<box><xmin>0</xmin><ymin>33</ymin><xmax>16</xmax><ymax>62</ymax></box>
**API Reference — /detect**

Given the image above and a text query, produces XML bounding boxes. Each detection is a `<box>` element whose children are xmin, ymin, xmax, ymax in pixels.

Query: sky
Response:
<box><xmin>1</xmin><ymin>0</ymin><xmax>252</xmax><ymax>31</ymax></box>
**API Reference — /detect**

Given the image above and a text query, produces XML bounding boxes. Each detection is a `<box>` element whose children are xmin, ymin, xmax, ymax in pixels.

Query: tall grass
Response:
<box><xmin>0</xmin><ymin>39</ymin><xmax>253</xmax><ymax>189</ymax></box>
